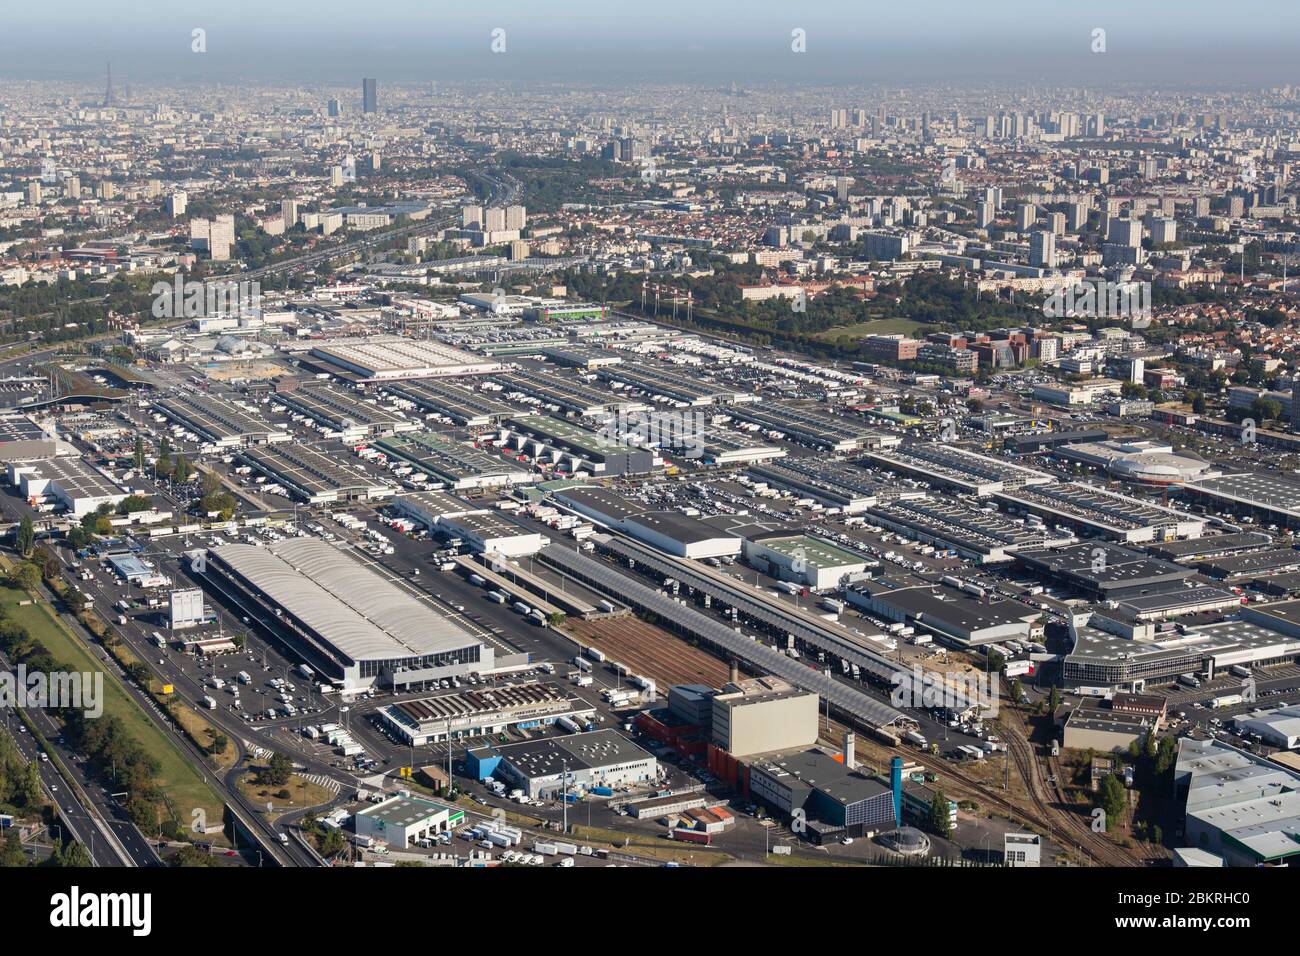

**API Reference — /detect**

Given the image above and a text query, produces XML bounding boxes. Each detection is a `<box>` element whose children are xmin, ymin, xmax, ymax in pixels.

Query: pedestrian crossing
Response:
<box><xmin>302</xmin><ymin>773</ymin><xmax>341</xmax><ymax>794</ymax></box>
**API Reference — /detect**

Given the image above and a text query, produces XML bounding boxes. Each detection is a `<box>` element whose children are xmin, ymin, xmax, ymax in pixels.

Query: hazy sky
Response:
<box><xmin>2</xmin><ymin>1</ymin><xmax>1298</xmax><ymax>88</ymax></box>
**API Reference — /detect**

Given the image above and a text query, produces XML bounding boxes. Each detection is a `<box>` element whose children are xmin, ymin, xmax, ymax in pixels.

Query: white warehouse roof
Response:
<box><xmin>211</xmin><ymin>538</ymin><xmax>479</xmax><ymax>663</ymax></box>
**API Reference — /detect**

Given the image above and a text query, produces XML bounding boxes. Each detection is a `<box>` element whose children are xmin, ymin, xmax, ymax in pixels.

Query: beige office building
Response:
<box><xmin>710</xmin><ymin>677</ymin><xmax>819</xmax><ymax>758</ymax></box>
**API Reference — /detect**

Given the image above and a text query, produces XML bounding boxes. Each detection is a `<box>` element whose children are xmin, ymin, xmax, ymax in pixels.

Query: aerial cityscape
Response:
<box><xmin>0</xmin><ymin>0</ymin><xmax>1292</xmax><ymax>930</ymax></box>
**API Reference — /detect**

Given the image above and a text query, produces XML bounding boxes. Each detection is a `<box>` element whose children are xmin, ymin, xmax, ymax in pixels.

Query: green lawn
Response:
<box><xmin>813</xmin><ymin>318</ymin><xmax>925</xmax><ymax>340</ymax></box>
<box><xmin>0</xmin><ymin>585</ymin><xmax>227</xmax><ymax>839</ymax></box>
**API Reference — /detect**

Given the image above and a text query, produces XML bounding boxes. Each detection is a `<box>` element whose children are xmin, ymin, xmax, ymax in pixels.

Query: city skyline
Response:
<box><xmin>2</xmin><ymin>1</ymin><xmax>1299</xmax><ymax>86</ymax></box>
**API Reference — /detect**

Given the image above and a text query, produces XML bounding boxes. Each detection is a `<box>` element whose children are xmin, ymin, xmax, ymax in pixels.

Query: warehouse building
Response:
<box><xmin>440</xmin><ymin>510</ymin><xmax>544</xmax><ymax>558</ymax></box>
<box><xmin>1015</xmin><ymin>543</ymin><xmax>1194</xmax><ymax>601</ymax></box>
<box><xmin>1196</xmin><ymin>548</ymin><xmax>1300</xmax><ymax>581</ymax></box>
<box><xmin>729</xmin><ymin>401</ymin><xmax>897</xmax><ymax>453</ymax></box>
<box><xmin>205</xmin><ymin>537</ymin><xmax>493</xmax><ymax>692</ymax></box>
<box><xmin>860</xmin><ymin>443</ymin><xmax>1054</xmax><ymax>496</ymax></box>
<box><xmin>745</xmin><ymin>532</ymin><xmax>869</xmax><ymax>590</ymax></box>
<box><xmin>308</xmin><ymin>336</ymin><xmax>502</xmax><ymax>381</ymax></box>
<box><xmin>1062</xmin><ymin>700</ymin><xmax>1155</xmax><ymax>752</ymax></box>
<box><xmin>355</xmin><ymin>795</ymin><xmax>465</xmax><ymax>848</ymax></box>
<box><xmin>846</xmin><ymin>579</ymin><xmax>1041</xmax><ymax>648</ymax></box>
<box><xmin>699</xmin><ymin>431</ymin><xmax>787</xmax><ymax>467</ymax></box>
<box><xmin>495</xmin><ymin>369</ymin><xmax>648</xmax><ymax>418</ymax></box>
<box><xmin>1232</xmin><ymin>705</ymin><xmax>1300</xmax><ymax>750</ymax></box>
<box><xmin>501</xmin><ymin>414</ymin><xmax>654</xmax><ymax>476</ymax></box>
<box><xmin>390</xmin><ymin>490</ymin><xmax>483</xmax><ymax>529</ymax></box>
<box><xmin>748</xmin><ymin>749</ymin><xmax>897</xmax><ymax>841</ymax></box>
<box><xmin>376</xmin><ymin>682</ymin><xmax>595</xmax><ymax>745</ymax></box>
<box><xmin>8</xmin><ymin>456</ymin><xmax>129</xmax><ymax>517</ymax></box>
<box><xmin>550</xmin><ymin>486</ymin><xmax>740</xmax><ymax>559</ymax></box>
<box><xmin>382</xmin><ymin>379</ymin><xmax>515</xmax><ymax>428</ymax></box>
<box><xmin>106</xmin><ymin>552</ymin><xmax>170</xmax><ymax>588</ymax></box>
<box><xmin>0</xmin><ymin>415</ymin><xmax>74</xmax><ymax>463</ymax></box>
<box><xmin>623</xmin><ymin>511</ymin><xmax>743</xmax><ymax>560</ymax></box>
<box><xmin>864</xmin><ymin>496</ymin><xmax>1069</xmax><ymax>564</ymax></box>
<box><xmin>274</xmin><ymin>384</ymin><xmax>417</xmax><ymax>441</ymax></box>
<box><xmin>540</xmin><ymin>345</ymin><xmax>623</xmax><ymax>370</ymax></box>
<box><xmin>1174</xmin><ymin>738</ymin><xmax>1300</xmax><ymax>867</ymax></box>
<box><xmin>465</xmin><ymin>730</ymin><xmax>658</xmax><ymax>798</ymax></box>
<box><xmin>1148</xmin><ymin>532</ymin><xmax>1274</xmax><ymax>564</ymax></box>
<box><xmin>1183</xmin><ymin>472</ymin><xmax>1300</xmax><ymax>528</ymax></box>
<box><xmin>747</xmin><ymin>459</ymin><xmax>898</xmax><ymax>513</ymax></box>
<box><xmin>238</xmin><ymin>443</ymin><xmax>392</xmax><ymax>504</ymax></box>
<box><xmin>1004</xmin><ymin>429</ymin><xmax>1108</xmax><ymax>454</ymax></box>
<box><xmin>374</xmin><ymin>431</ymin><xmax>532</xmax><ymax>490</ymax></box>
<box><xmin>996</xmin><ymin>482</ymin><xmax>1206</xmax><ymax>543</ymax></box>
<box><xmin>152</xmin><ymin>392</ymin><xmax>290</xmax><ymax>448</ymax></box>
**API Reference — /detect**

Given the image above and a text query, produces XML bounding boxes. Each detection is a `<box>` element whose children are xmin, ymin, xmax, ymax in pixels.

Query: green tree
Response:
<box><xmin>1154</xmin><ymin>735</ymin><xmax>1177</xmax><ymax>776</ymax></box>
<box><xmin>320</xmin><ymin>828</ymin><xmax>345</xmax><ymax>856</ymax></box>
<box><xmin>133</xmin><ymin>435</ymin><xmax>146</xmax><ymax>471</ymax></box>
<box><xmin>64</xmin><ymin>588</ymin><xmax>87</xmax><ymax>614</ymax></box>
<box><xmin>48</xmin><ymin>840</ymin><xmax>93</xmax><ymax>867</ymax></box>
<box><xmin>1096</xmin><ymin>774</ymin><xmax>1127</xmax><ymax>831</ymax></box>
<box><xmin>15</xmin><ymin>515</ymin><xmax>34</xmax><ymax>558</ymax></box>
<box><xmin>117</xmin><ymin>494</ymin><xmax>152</xmax><ymax>514</ymax></box>
<box><xmin>1</xmin><ymin>830</ymin><xmax>27</xmax><ymax>867</ymax></box>
<box><xmin>201</xmin><ymin>470</ymin><xmax>224</xmax><ymax>497</ymax></box>
<box><xmin>929</xmin><ymin>790</ymin><xmax>953</xmax><ymax>839</ymax></box>
<box><xmin>8</xmin><ymin>562</ymin><xmax>41</xmax><ymax>593</ymax></box>
<box><xmin>262</xmin><ymin>752</ymin><xmax>292</xmax><ymax>788</ymax></box>
<box><xmin>173</xmin><ymin>455</ymin><xmax>193</xmax><ymax>484</ymax></box>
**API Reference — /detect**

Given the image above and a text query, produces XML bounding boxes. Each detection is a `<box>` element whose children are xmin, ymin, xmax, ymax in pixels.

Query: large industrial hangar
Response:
<box><xmin>0</xmin><ymin>414</ymin><xmax>72</xmax><ymax>462</ymax></box>
<box><xmin>729</xmin><ymin>401</ymin><xmax>896</xmax><ymax>453</ymax></box>
<box><xmin>8</xmin><ymin>455</ymin><xmax>128</xmax><ymax>516</ymax></box>
<box><xmin>205</xmin><ymin>537</ymin><xmax>494</xmax><ymax>692</ymax></box>
<box><xmin>377</xmin><ymin>682</ymin><xmax>596</xmax><ymax>745</ymax></box>
<box><xmin>500</xmin><ymin>415</ymin><xmax>655</xmax><ymax>476</ymax></box>
<box><xmin>860</xmin><ymin>443</ymin><xmax>1055</xmax><ymax>496</ymax></box>
<box><xmin>153</xmin><ymin>392</ymin><xmax>289</xmax><ymax>448</ymax></box>
<box><xmin>1148</xmin><ymin>532</ymin><xmax>1274</xmax><ymax>564</ymax></box>
<box><xmin>596</xmin><ymin>362</ymin><xmax>757</xmax><ymax>406</ymax></box>
<box><xmin>864</xmin><ymin>496</ymin><xmax>1070</xmax><ymax>564</ymax></box>
<box><xmin>389</xmin><ymin>489</ymin><xmax>483</xmax><ymax>528</ymax></box>
<box><xmin>466</xmin><ymin>729</ymin><xmax>658</xmax><ymax>798</ymax></box>
<box><xmin>549</xmin><ymin>485</ymin><xmax>741</xmax><ymax>559</ymax></box>
<box><xmin>440</xmin><ymin>510</ymin><xmax>545</xmax><ymax>558</ymax></box>
<box><xmin>1016</xmin><ymin>543</ymin><xmax>1195</xmax><ymax>601</ymax></box>
<box><xmin>747</xmin><ymin>459</ymin><xmax>902</xmax><ymax>513</ymax></box>
<box><xmin>274</xmin><ymin>383</ymin><xmax>417</xmax><ymax>441</ymax></box>
<box><xmin>495</xmin><ymin>368</ymin><xmax>648</xmax><ymax>418</ymax></box>
<box><xmin>374</xmin><ymin>431</ymin><xmax>533</xmax><ymax>490</ymax></box>
<box><xmin>308</xmin><ymin>336</ymin><xmax>503</xmax><ymax>381</ymax></box>
<box><xmin>238</xmin><ymin>443</ymin><xmax>392</xmax><ymax>504</ymax></box>
<box><xmin>995</xmin><ymin>481</ymin><xmax>1206</xmax><ymax>543</ymax></box>
<box><xmin>846</xmin><ymin>579</ymin><xmax>1041</xmax><ymax>648</ymax></box>
<box><xmin>382</xmin><ymin>379</ymin><xmax>515</xmax><ymax>427</ymax></box>
<box><xmin>1183</xmin><ymin>472</ymin><xmax>1300</xmax><ymax>527</ymax></box>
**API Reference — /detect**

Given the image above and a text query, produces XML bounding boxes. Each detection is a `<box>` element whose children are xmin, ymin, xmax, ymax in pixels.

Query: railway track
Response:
<box><xmin>998</xmin><ymin>705</ymin><xmax>1140</xmax><ymax>867</ymax></box>
<box><xmin>568</xmin><ymin>608</ymin><xmax>1144</xmax><ymax>866</ymax></box>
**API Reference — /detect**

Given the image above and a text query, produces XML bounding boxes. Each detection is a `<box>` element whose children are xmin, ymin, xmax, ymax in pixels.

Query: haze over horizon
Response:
<box><xmin>2</xmin><ymin>0</ymin><xmax>1298</xmax><ymax>89</ymax></box>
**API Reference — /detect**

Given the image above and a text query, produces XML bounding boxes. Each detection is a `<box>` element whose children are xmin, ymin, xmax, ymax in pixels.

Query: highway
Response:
<box><xmin>0</xmin><ymin>649</ymin><xmax>156</xmax><ymax>867</ymax></box>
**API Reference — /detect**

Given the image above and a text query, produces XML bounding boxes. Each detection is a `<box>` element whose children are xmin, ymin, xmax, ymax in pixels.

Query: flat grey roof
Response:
<box><xmin>211</xmin><ymin>537</ymin><xmax>480</xmax><ymax>663</ymax></box>
<box><xmin>480</xmin><ymin>729</ymin><xmax>652</xmax><ymax>777</ymax></box>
